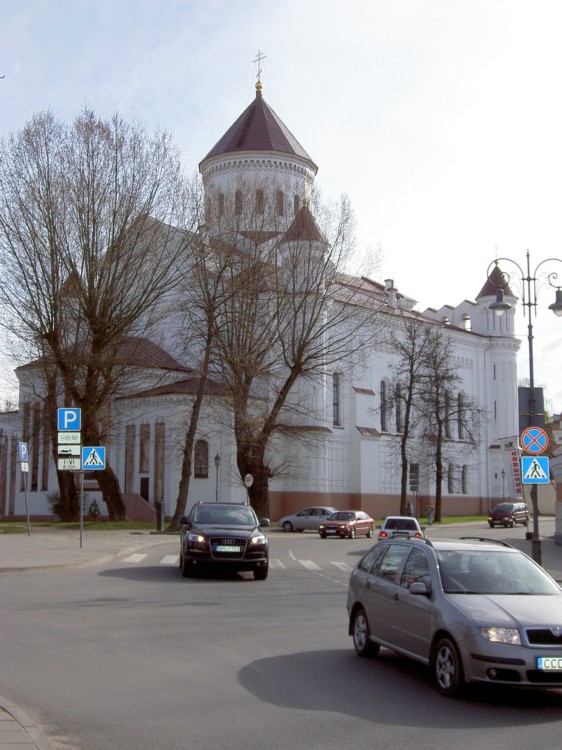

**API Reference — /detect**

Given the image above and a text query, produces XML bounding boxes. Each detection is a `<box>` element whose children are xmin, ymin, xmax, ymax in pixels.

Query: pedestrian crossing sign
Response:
<box><xmin>82</xmin><ymin>446</ymin><xmax>106</xmax><ymax>471</ymax></box>
<box><xmin>521</xmin><ymin>456</ymin><xmax>550</xmax><ymax>484</ymax></box>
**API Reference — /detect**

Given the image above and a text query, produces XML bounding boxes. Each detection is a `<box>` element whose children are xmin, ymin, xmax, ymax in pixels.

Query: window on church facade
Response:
<box><xmin>194</xmin><ymin>439</ymin><xmax>209</xmax><ymax>478</ymax></box>
<box><xmin>276</xmin><ymin>190</ymin><xmax>284</xmax><ymax>216</ymax></box>
<box><xmin>333</xmin><ymin>372</ymin><xmax>342</xmax><ymax>426</ymax></box>
<box><xmin>448</xmin><ymin>464</ymin><xmax>455</xmax><ymax>493</ymax></box>
<box><xmin>444</xmin><ymin>390</ymin><xmax>453</xmax><ymax>439</ymax></box>
<box><xmin>294</xmin><ymin>195</ymin><xmax>300</xmax><ymax>215</ymax></box>
<box><xmin>218</xmin><ymin>192</ymin><xmax>225</xmax><ymax>216</ymax></box>
<box><xmin>395</xmin><ymin>383</ymin><xmax>403</xmax><ymax>433</ymax></box>
<box><xmin>380</xmin><ymin>380</ymin><xmax>388</xmax><ymax>432</ymax></box>
<box><xmin>461</xmin><ymin>465</ymin><xmax>468</xmax><ymax>494</ymax></box>
<box><xmin>457</xmin><ymin>392</ymin><xmax>465</xmax><ymax>439</ymax></box>
<box><xmin>255</xmin><ymin>189</ymin><xmax>264</xmax><ymax>214</ymax></box>
<box><xmin>235</xmin><ymin>190</ymin><xmax>243</xmax><ymax>216</ymax></box>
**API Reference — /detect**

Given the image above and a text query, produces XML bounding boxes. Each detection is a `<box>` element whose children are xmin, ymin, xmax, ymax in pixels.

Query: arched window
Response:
<box><xmin>395</xmin><ymin>383</ymin><xmax>403</xmax><ymax>433</ymax></box>
<box><xmin>380</xmin><ymin>380</ymin><xmax>388</xmax><ymax>432</ymax></box>
<box><xmin>294</xmin><ymin>194</ymin><xmax>300</xmax><ymax>215</ymax></box>
<box><xmin>444</xmin><ymin>390</ymin><xmax>453</xmax><ymax>439</ymax></box>
<box><xmin>461</xmin><ymin>465</ymin><xmax>468</xmax><ymax>494</ymax></box>
<box><xmin>457</xmin><ymin>392</ymin><xmax>465</xmax><ymax>440</ymax></box>
<box><xmin>255</xmin><ymin>189</ymin><xmax>264</xmax><ymax>214</ymax></box>
<box><xmin>235</xmin><ymin>190</ymin><xmax>243</xmax><ymax>216</ymax></box>
<box><xmin>218</xmin><ymin>192</ymin><xmax>225</xmax><ymax>216</ymax></box>
<box><xmin>447</xmin><ymin>464</ymin><xmax>455</xmax><ymax>493</ymax></box>
<box><xmin>333</xmin><ymin>372</ymin><xmax>342</xmax><ymax>426</ymax></box>
<box><xmin>194</xmin><ymin>439</ymin><xmax>209</xmax><ymax>478</ymax></box>
<box><xmin>276</xmin><ymin>190</ymin><xmax>285</xmax><ymax>216</ymax></box>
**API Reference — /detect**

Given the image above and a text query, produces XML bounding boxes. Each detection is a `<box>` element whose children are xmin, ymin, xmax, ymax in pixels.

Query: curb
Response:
<box><xmin>0</xmin><ymin>695</ymin><xmax>54</xmax><ymax>749</ymax></box>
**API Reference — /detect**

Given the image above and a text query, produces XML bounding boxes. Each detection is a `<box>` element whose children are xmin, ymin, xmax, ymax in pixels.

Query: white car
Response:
<box><xmin>278</xmin><ymin>506</ymin><xmax>339</xmax><ymax>532</ymax></box>
<box><xmin>377</xmin><ymin>515</ymin><xmax>425</xmax><ymax>540</ymax></box>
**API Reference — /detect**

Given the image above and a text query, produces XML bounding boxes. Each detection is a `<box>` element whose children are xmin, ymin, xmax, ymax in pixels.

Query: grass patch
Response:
<box><xmin>0</xmin><ymin>520</ymin><xmax>158</xmax><ymax>533</ymax></box>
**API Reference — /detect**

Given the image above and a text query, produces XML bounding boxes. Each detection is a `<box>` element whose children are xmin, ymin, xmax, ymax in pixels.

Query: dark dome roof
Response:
<box><xmin>200</xmin><ymin>88</ymin><xmax>317</xmax><ymax>173</ymax></box>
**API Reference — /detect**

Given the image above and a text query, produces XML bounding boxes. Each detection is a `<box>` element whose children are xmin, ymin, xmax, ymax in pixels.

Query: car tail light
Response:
<box><xmin>415</xmin><ymin>532</ymin><xmax>422</xmax><ymax>538</ymax></box>
<box><xmin>379</xmin><ymin>531</ymin><xmax>388</xmax><ymax>538</ymax></box>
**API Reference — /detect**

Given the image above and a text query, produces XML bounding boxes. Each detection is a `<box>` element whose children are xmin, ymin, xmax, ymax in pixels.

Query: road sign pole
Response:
<box><xmin>80</xmin><ymin>472</ymin><xmax>84</xmax><ymax>549</ymax></box>
<box><xmin>23</xmin><ymin>472</ymin><xmax>31</xmax><ymax>537</ymax></box>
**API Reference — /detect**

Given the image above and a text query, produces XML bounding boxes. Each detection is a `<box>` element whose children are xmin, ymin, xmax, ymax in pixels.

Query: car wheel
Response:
<box><xmin>349</xmin><ymin>527</ymin><xmax>356</xmax><ymax>539</ymax></box>
<box><xmin>254</xmin><ymin>564</ymin><xmax>268</xmax><ymax>581</ymax></box>
<box><xmin>433</xmin><ymin>637</ymin><xmax>465</xmax><ymax>697</ymax></box>
<box><xmin>367</xmin><ymin>526</ymin><xmax>374</xmax><ymax>538</ymax></box>
<box><xmin>488</xmin><ymin>522</ymin><xmax>494</xmax><ymax>528</ymax></box>
<box><xmin>320</xmin><ymin>533</ymin><xmax>327</xmax><ymax>539</ymax></box>
<box><xmin>282</xmin><ymin>521</ymin><xmax>293</xmax><ymax>532</ymax></box>
<box><xmin>352</xmin><ymin>607</ymin><xmax>380</xmax><ymax>658</ymax></box>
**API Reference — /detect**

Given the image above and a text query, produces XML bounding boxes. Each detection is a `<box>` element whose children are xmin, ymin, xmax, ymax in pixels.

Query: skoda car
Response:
<box><xmin>347</xmin><ymin>537</ymin><xmax>562</xmax><ymax>696</ymax></box>
<box><xmin>278</xmin><ymin>506</ymin><xmax>339</xmax><ymax>532</ymax></box>
<box><xmin>179</xmin><ymin>502</ymin><xmax>270</xmax><ymax>580</ymax></box>
<box><xmin>377</xmin><ymin>515</ymin><xmax>425</xmax><ymax>540</ymax></box>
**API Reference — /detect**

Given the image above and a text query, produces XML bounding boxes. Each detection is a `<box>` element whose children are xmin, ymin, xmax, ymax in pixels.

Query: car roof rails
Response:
<box><xmin>458</xmin><ymin>536</ymin><xmax>514</xmax><ymax>549</ymax></box>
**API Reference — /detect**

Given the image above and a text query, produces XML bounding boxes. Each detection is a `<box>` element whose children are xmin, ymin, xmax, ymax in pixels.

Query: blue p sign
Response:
<box><xmin>18</xmin><ymin>442</ymin><xmax>28</xmax><ymax>462</ymax></box>
<box><xmin>58</xmin><ymin>408</ymin><xmax>81</xmax><ymax>432</ymax></box>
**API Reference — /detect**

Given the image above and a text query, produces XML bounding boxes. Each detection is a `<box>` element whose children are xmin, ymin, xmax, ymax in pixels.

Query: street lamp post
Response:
<box><xmin>214</xmin><ymin>453</ymin><xmax>221</xmax><ymax>502</ymax></box>
<box><xmin>488</xmin><ymin>250</ymin><xmax>562</xmax><ymax>565</ymax></box>
<box><xmin>501</xmin><ymin>469</ymin><xmax>506</xmax><ymax>498</ymax></box>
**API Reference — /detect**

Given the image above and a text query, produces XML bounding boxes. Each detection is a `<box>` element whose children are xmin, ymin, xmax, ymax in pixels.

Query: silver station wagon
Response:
<box><xmin>347</xmin><ymin>537</ymin><xmax>562</xmax><ymax>697</ymax></box>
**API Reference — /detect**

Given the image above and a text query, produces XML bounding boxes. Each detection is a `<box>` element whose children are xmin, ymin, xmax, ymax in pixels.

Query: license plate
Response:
<box><xmin>215</xmin><ymin>545</ymin><xmax>241</xmax><ymax>552</ymax></box>
<box><xmin>326</xmin><ymin>529</ymin><xmax>337</xmax><ymax>534</ymax></box>
<box><xmin>537</xmin><ymin>657</ymin><xmax>562</xmax><ymax>671</ymax></box>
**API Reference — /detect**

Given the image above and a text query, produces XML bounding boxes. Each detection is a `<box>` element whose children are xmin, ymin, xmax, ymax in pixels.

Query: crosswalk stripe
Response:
<box><xmin>269</xmin><ymin>559</ymin><xmax>285</xmax><ymax>569</ymax></box>
<box><xmin>299</xmin><ymin>559</ymin><xmax>322</xmax><ymax>571</ymax></box>
<box><xmin>160</xmin><ymin>555</ymin><xmax>179</xmax><ymax>565</ymax></box>
<box><xmin>122</xmin><ymin>554</ymin><xmax>147</xmax><ymax>563</ymax></box>
<box><xmin>331</xmin><ymin>562</ymin><xmax>352</xmax><ymax>571</ymax></box>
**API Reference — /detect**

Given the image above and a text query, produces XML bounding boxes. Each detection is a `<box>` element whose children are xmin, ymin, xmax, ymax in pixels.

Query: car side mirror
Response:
<box><xmin>260</xmin><ymin>518</ymin><xmax>271</xmax><ymax>526</ymax></box>
<box><xmin>409</xmin><ymin>581</ymin><xmax>430</xmax><ymax>596</ymax></box>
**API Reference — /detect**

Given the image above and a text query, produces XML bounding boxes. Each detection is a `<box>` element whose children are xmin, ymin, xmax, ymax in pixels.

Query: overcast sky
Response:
<box><xmin>1</xmin><ymin>0</ymin><xmax>561</xmax><ymax>411</ymax></box>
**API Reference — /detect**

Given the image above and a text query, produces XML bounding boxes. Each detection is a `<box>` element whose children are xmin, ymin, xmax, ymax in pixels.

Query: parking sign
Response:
<box><xmin>58</xmin><ymin>408</ymin><xmax>81</xmax><ymax>432</ymax></box>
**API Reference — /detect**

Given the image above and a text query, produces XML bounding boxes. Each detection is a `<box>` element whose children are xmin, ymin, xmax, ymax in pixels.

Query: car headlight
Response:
<box><xmin>250</xmin><ymin>534</ymin><xmax>267</xmax><ymax>545</ymax></box>
<box><xmin>188</xmin><ymin>532</ymin><xmax>206</xmax><ymax>544</ymax></box>
<box><xmin>319</xmin><ymin>524</ymin><xmax>325</xmax><ymax>530</ymax></box>
<box><xmin>480</xmin><ymin>627</ymin><xmax>521</xmax><ymax>645</ymax></box>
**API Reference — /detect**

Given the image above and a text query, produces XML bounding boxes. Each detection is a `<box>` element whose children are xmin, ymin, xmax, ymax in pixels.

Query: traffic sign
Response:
<box><xmin>18</xmin><ymin>442</ymin><xmax>28</xmax><ymax>462</ymax></box>
<box><xmin>58</xmin><ymin>408</ymin><xmax>81</xmax><ymax>432</ymax></box>
<box><xmin>521</xmin><ymin>426</ymin><xmax>548</xmax><ymax>455</ymax></box>
<box><xmin>58</xmin><ymin>432</ymin><xmax>81</xmax><ymax>444</ymax></box>
<box><xmin>58</xmin><ymin>457</ymin><xmax>81</xmax><ymax>471</ymax></box>
<box><xmin>521</xmin><ymin>456</ymin><xmax>550</xmax><ymax>484</ymax></box>
<box><xmin>82</xmin><ymin>446</ymin><xmax>105</xmax><ymax>471</ymax></box>
<box><xmin>58</xmin><ymin>444</ymin><xmax>81</xmax><ymax>456</ymax></box>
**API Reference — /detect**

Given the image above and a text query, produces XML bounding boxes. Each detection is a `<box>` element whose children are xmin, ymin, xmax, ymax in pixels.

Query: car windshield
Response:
<box><xmin>194</xmin><ymin>506</ymin><xmax>257</xmax><ymax>526</ymax></box>
<box><xmin>437</xmin><ymin>549</ymin><xmax>561</xmax><ymax>595</ymax></box>
<box><xmin>385</xmin><ymin>518</ymin><xmax>417</xmax><ymax>531</ymax></box>
<box><xmin>491</xmin><ymin>503</ymin><xmax>515</xmax><ymax>513</ymax></box>
<box><xmin>330</xmin><ymin>512</ymin><xmax>355</xmax><ymax>521</ymax></box>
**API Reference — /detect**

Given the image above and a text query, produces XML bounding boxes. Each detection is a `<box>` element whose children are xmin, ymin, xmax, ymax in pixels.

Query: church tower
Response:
<box><xmin>199</xmin><ymin>71</ymin><xmax>318</xmax><ymax>238</ymax></box>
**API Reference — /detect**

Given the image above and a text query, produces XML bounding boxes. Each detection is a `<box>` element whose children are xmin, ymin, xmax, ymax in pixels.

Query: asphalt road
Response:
<box><xmin>2</xmin><ymin>523</ymin><xmax>562</xmax><ymax>750</ymax></box>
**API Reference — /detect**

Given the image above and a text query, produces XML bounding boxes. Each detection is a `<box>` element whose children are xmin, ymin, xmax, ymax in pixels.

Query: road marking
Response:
<box><xmin>269</xmin><ymin>559</ymin><xmax>286</xmax><ymax>568</ymax></box>
<box><xmin>122</xmin><ymin>554</ymin><xmax>147</xmax><ymax>563</ymax></box>
<box><xmin>160</xmin><ymin>555</ymin><xmax>179</xmax><ymax>565</ymax></box>
<box><xmin>298</xmin><ymin>559</ymin><xmax>322</xmax><ymax>571</ymax></box>
<box><xmin>331</xmin><ymin>562</ymin><xmax>352</xmax><ymax>571</ymax></box>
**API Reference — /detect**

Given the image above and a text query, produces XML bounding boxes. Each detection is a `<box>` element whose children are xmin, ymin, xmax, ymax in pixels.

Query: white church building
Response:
<box><xmin>0</xmin><ymin>80</ymin><xmax>522</xmax><ymax>523</ymax></box>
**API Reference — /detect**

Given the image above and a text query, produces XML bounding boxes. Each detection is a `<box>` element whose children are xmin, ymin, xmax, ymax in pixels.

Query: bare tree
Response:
<box><xmin>0</xmin><ymin>109</ymin><xmax>199</xmax><ymax>518</ymax></box>
<box><xmin>198</xmin><ymin>181</ymin><xmax>386</xmax><ymax>518</ymax></box>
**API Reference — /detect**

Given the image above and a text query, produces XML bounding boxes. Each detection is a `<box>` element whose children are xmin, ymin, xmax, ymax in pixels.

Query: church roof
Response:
<box><xmin>281</xmin><ymin>204</ymin><xmax>326</xmax><ymax>244</ymax></box>
<box><xmin>477</xmin><ymin>263</ymin><xmax>517</xmax><ymax>298</ymax></box>
<box><xmin>200</xmin><ymin>87</ymin><xmax>317</xmax><ymax>174</ymax></box>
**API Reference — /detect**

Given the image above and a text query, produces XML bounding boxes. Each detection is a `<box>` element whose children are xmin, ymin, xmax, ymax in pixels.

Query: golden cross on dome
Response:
<box><xmin>253</xmin><ymin>49</ymin><xmax>266</xmax><ymax>89</ymax></box>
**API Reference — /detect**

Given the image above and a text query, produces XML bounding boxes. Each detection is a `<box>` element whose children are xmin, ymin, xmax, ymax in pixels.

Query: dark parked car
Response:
<box><xmin>179</xmin><ymin>502</ymin><xmax>270</xmax><ymax>580</ymax></box>
<box><xmin>318</xmin><ymin>511</ymin><xmax>374</xmax><ymax>539</ymax></box>
<box><xmin>347</xmin><ymin>536</ymin><xmax>562</xmax><ymax>696</ymax></box>
<box><xmin>278</xmin><ymin>506</ymin><xmax>339</xmax><ymax>532</ymax></box>
<box><xmin>488</xmin><ymin>502</ymin><xmax>530</xmax><ymax>528</ymax></box>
